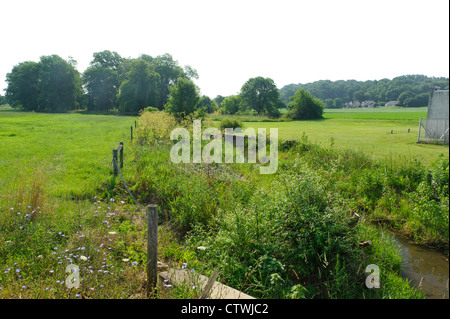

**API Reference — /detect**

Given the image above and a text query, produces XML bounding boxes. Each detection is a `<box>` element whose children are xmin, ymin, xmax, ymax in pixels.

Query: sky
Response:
<box><xmin>0</xmin><ymin>0</ymin><xmax>449</xmax><ymax>98</ymax></box>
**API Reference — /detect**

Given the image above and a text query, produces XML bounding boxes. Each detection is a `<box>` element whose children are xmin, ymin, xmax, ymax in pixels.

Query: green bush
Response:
<box><xmin>218</xmin><ymin>118</ymin><xmax>244</xmax><ymax>131</ymax></box>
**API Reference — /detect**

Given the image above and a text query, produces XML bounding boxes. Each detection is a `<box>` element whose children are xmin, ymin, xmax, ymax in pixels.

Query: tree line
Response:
<box><xmin>279</xmin><ymin>75</ymin><xmax>449</xmax><ymax>108</ymax></box>
<box><xmin>3</xmin><ymin>51</ymin><xmax>322</xmax><ymax>120</ymax></box>
<box><xmin>4</xmin><ymin>51</ymin><xmax>199</xmax><ymax>113</ymax></box>
<box><xmin>3</xmin><ymin>51</ymin><xmax>448</xmax><ymax>120</ymax></box>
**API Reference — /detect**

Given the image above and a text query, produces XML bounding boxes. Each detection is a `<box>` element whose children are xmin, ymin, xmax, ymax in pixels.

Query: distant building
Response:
<box><xmin>385</xmin><ymin>101</ymin><xmax>399</xmax><ymax>106</ymax></box>
<box><xmin>361</xmin><ymin>100</ymin><xmax>377</xmax><ymax>108</ymax></box>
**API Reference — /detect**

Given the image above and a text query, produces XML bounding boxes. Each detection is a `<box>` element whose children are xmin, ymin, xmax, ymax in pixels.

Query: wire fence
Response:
<box><xmin>417</xmin><ymin>118</ymin><xmax>449</xmax><ymax>144</ymax></box>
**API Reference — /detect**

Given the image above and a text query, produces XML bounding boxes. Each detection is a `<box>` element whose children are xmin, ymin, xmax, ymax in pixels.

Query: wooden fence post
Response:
<box><xmin>131</xmin><ymin>126</ymin><xmax>133</xmax><ymax>141</ymax></box>
<box><xmin>199</xmin><ymin>270</ymin><xmax>219</xmax><ymax>299</ymax></box>
<box><xmin>119</xmin><ymin>142</ymin><xmax>124</xmax><ymax>169</ymax></box>
<box><xmin>147</xmin><ymin>204</ymin><xmax>158</xmax><ymax>294</ymax></box>
<box><xmin>112</xmin><ymin>149</ymin><xmax>118</xmax><ymax>177</ymax></box>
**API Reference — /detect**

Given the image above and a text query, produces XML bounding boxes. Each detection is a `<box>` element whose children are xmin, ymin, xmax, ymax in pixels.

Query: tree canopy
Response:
<box><xmin>165</xmin><ymin>77</ymin><xmax>200</xmax><ymax>120</ymax></box>
<box><xmin>4</xmin><ymin>50</ymin><xmax>449</xmax><ymax>114</ymax></box>
<box><xmin>240</xmin><ymin>76</ymin><xmax>281</xmax><ymax>116</ymax></box>
<box><xmin>280</xmin><ymin>75</ymin><xmax>449</xmax><ymax>108</ymax></box>
<box><xmin>285</xmin><ymin>88</ymin><xmax>324</xmax><ymax>120</ymax></box>
<box><xmin>6</xmin><ymin>55</ymin><xmax>81</xmax><ymax>112</ymax></box>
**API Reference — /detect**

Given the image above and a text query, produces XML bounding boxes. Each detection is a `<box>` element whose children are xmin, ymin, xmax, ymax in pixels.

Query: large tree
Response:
<box><xmin>150</xmin><ymin>53</ymin><xmax>198</xmax><ymax>109</ymax></box>
<box><xmin>5</xmin><ymin>61</ymin><xmax>41</xmax><ymax>111</ymax></box>
<box><xmin>117</xmin><ymin>59</ymin><xmax>160</xmax><ymax>113</ymax></box>
<box><xmin>37</xmin><ymin>55</ymin><xmax>82</xmax><ymax>112</ymax></box>
<box><xmin>83</xmin><ymin>50</ymin><xmax>123</xmax><ymax>111</ymax></box>
<box><xmin>240</xmin><ymin>76</ymin><xmax>281</xmax><ymax>116</ymax></box>
<box><xmin>6</xmin><ymin>55</ymin><xmax>81</xmax><ymax>112</ymax></box>
<box><xmin>165</xmin><ymin>77</ymin><xmax>200</xmax><ymax>120</ymax></box>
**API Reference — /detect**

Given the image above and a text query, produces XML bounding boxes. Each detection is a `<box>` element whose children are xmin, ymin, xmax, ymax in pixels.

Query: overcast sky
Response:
<box><xmin>1</xmin><ymin>0</ymin><xmax>449</xmax><ymax>98</ymax></box>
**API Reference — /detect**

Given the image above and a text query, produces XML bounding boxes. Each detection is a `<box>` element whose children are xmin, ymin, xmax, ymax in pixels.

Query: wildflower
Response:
<box><xmin>80</xmin><ymin>256</ymin><xmax>88</xmax><ymax>261</ymax></box>
<box><xmin>132</xmin><ymin>261</ymin><xmax>137</xmax><ymax>266</ymax></box>
<box><xmin>122</xmin><ymin>258</ymin><xmax>129</xmax><ymax>262</ymax></box>
<box><xmin>108</xmin><ymin>231</ymin><xmax>116</xmax><ymax>235</ymax></box>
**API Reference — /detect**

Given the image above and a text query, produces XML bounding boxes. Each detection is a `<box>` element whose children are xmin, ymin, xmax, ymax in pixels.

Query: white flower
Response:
<box><xmin>122</xmin><ymin>258</ymin><xmax>129</xmax><ymax>262</ymax></box>
<box><xmin>197</xmin><ymin>246</ymin><xmax>207</xmax><ymax>251</ymax></box>
<box><xmin>108</xmin><ymin>231</ymin><xmax>117</xmax><ymax>235</ymax></box>
<box><xmin>80</xmin><ymin>256</ymin><xmax>88</xmax><ymax>261</ymax></box>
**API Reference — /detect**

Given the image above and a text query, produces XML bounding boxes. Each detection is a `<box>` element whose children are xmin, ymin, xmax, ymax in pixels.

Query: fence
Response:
<box><xmin>417</xmin><ymin>118</ymin><xmax>449</xmax><ymax>144</ymax></box>
<box><xmin>110</xmin><ymin>126</ymin><xmax>250</xmax><ymax>298</ymax></box>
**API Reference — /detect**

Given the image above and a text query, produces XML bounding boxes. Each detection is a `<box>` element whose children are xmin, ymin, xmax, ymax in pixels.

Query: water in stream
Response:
<box><xmin>392</xmin><ymin>232</ymin><xmax>449</xmax><ymax>299</ymax></box>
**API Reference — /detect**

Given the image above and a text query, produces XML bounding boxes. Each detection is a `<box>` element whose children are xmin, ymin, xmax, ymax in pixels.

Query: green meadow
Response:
<box><xmin>0</xmin><ymin>107</ymin><xmax>448</xmax><ymax>299</ymax></box>
<box><xmin>236</xmin><ymin>107</ymin><xmax>446</xmax><ymax>165</ymax></box>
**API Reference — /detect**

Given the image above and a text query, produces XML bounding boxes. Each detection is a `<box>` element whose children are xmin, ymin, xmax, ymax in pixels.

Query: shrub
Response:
<box><xmin>135</xmin><ymin>110</ymin><xmax>177</xmax><ymax>145</ymax></box>
<box><xmin>218</xmin><ymin>118</ymin><xmax>244</xmax><ymax>131</ymax></box>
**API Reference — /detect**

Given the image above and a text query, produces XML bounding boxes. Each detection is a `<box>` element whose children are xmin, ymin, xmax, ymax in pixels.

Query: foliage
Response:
<box><xmin>218</xmin><ymin>118</ymin><xmax>244</xmax><ymax>131</ymax></box>
<box><xmin>284</xmin><ymin>88</ymin><xmax>324</xmax><ymax>120</ymax></box>
<box><xmin>280</xmin><ymin>75</ymin><xmax>449</xmax><ymax>107</ymax></box>
<box><xmin>196</xmin><ymin>95</ymin><xmax>218</xmax><ymax>114</ymax></box>
<box><xmin>220</xmin><ymin>95</ymin><xmax>243</xmax><ymax>115</ymax></box>
<box><xmin>82</xmin><ymin>50</ymin><xmax>123</xmax><ymax>111</ymax></box>
<box><xmin>6</xmin><ymin>55</ymin><xmax>82</xmax><ymax>112</ymax></box>
<box><xmin>135</xmin><ymin>110</ymin><xmax>177</xmax><ymax>145</ymax></box>
<box><xmin>117</xmin><ymin>59</ymin><xmax>160</xmax><ymax>113</ymax></box>
<box><xmin>240</xmin><ymin>77</ymin><xmax>282</xmax><ymax>117</ymax></box>
<box><xmin>165</xmin><ymin>77</ymin><xmax>201</xmax><ymax>120</ymax></box>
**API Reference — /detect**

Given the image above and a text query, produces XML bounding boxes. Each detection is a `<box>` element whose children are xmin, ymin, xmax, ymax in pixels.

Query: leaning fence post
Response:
<box><xmin>147</xmin><ymin>204</ymin><xmax>158</xmax><ymax>294</ymax></box>
<box><xmin>112</xmin><ymin>149</ymin><xmax>118</xmax><ymax>177</ymax></box>
<box><xmin>131</xmin><ymin>126</ymin><xmax>133</xmax><ymax>141</ymax></box>
<box><xmin>200</xmin><ymin>270</ymin><xmax>219</xmax><ymax>299</ymax></box>
<box><xmin>119</xmin><ymin>142</ymin><xmax>124</xmax><ymax>169</ymax></box>
<box><xmin>417</xmin><ymin>118</ymin><xmax>422</xmax><ymax>143</ymax></box>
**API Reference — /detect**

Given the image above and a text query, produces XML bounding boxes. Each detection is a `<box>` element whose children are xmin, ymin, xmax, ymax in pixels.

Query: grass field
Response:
<box><xmin>209</xmin><ymin>106</ymin><xmax>447</xmax><ymax>165</ymax></box>
<box><xmin>0</xmin><ymin>107</ymin><xmax>447</xmax><ymax>299</ymax></box>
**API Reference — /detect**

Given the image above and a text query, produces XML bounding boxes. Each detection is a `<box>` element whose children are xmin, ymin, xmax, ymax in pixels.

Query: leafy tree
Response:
<box><xmin>165</xmin><ymin>77</ymin><xmax>200</xmax><ymax>120</ymax></box>
<box><xmin>117</xmin><ymin>59</ymin><xmax>160</xmax><ymax>113</ymax></box>
<box><xmin>83</xmin><ymin>65</ymin><xmax>119</xmax><ymax>111</ymax></box>
<box><xmin>37</xmin><ymin>55</ymin><xmax>82</xmax><ymax>112</ymax></box>
<box><xmin>285</xmin><ymin>88</ymin><xmax>323</xmax><ymax>120</ymax></box>
<box><xmin>220</xmin><ymin>95</ymin><xmax>243</xmax><ymax>114</ymax></box>
<box><xmin>151</xmin><ymin>53</ymin><xmax>197</xmax><ymax>109</ymax></box>
<box><xmin>214</xmin><ymin>95</ymin><xmax>226</xmax><ymax>108</ymax></box>
<box><xmin>240</xmin><ymin>76</ymin><xmax>281</xmax><ymax>116</ymax></box>
<box><xmin>5</xmin><ymin>61</ymin><xmax>41</xmax><ymax>110</ymax></box>
<box><xmin>0</xmin><ymin>94</ymin><xmax>6</xmax><ymax>106</ymax></box>
<box><xmin>92</xmin><ymin>50</ymin><xmax>123</xmax><ymax>70</ymax></box>
<box><xmin>83</xmin><ymin>51</ymin><xmax>124</xmax><ymax>111</ymax></box>
<box><xmin>197</xmin><ymin>96</ymin><xmax>218</xmax><ymax>113</ymax></box>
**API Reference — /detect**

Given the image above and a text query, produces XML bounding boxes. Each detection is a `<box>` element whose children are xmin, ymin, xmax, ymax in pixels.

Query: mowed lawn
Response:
<box><xmin>0</xmin><ymin>109</ymin><xmax>136</xmax><ymax>203</ymax></box>
<box><xmin>244</xmin><ymin>107</ymin><xmax>448</xmax><ymax>165</ymax></box>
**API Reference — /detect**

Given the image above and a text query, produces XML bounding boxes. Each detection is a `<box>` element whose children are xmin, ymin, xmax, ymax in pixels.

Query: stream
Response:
<box><xmin>390</xmin><ymin>231</ymin><xmax>449</xmax><ymax>299</ymax></box>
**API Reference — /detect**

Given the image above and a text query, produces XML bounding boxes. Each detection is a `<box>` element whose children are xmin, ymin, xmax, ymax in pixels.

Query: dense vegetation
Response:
<box><xmin>280</xmin><ymin>75</ymin><xmax>449</xmax><ymax>108</ymax></box>
<box><xmin>122</xmin><ymin>110</ymin><xmax>448</xmax><ymax>298</ymax></box>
